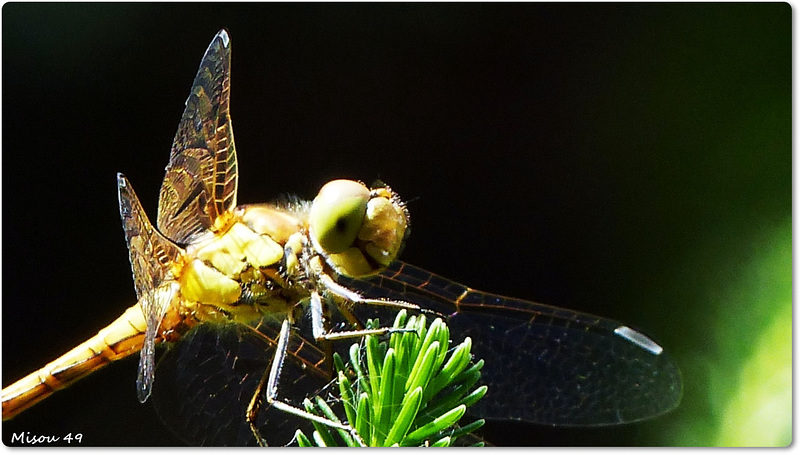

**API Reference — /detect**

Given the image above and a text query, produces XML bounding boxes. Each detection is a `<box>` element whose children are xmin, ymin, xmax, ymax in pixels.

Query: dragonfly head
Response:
<box><xmin>309</xmin><ymin>179</ymin><xmax>409</xmax><ymax>277</ymax></box>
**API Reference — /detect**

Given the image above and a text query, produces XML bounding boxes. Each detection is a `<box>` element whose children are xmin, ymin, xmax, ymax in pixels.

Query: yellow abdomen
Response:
<box><xmin>2</xmin><ymin>304</ymin><xmax>148</xmax><ymax>420</ymax></box>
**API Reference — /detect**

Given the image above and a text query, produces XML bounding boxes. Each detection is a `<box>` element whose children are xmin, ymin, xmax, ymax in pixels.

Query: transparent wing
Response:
<box><xmin>117</xmin><ymin>173</ymin><xmax>182</xmax><ymax>401</ymax></box>
<box><xmin>136</xmin><ymin>283</ymin><xmax>179</xmax><ymax>403</ymax></box>
<box><xmin>152</xmin><ymin>318</ymin><xmax>332</xmax><ymax>446</ymax></box>
<box><xmin>342</xmin><ymin>261</ymin><xmax>683</xmax><ymax>426</ymax></box>
<box><xmin>157</xmin><ymin>29</ymin><xmax>238</xmax><ymax>245</ymax></box>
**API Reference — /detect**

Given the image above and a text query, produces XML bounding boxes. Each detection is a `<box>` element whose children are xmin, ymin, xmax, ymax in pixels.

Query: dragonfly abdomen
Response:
<box><xmin>1</xmin><ymin>303</ymin><xmax>148</xmax><ymax>420</ymax></box>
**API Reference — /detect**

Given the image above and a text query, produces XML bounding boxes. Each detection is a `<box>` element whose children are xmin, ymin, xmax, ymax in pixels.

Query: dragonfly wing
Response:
<box><xmin>343</xmin><ymin>261</ymin><xmax>683</xmax><ymax>426</ymax></box>
<box><xmin>118</xmin><ymin>174</ymin><xmax>182</xmax><ymax>401</ymax></box>
<box><xmin>151</xmin><ymin>318</ymin><xmax>332</xmax><ymax>446</ymax></box>
<box><xmin>157</xmin><ymin>29</ymin><xmax>238</xmax><ymax>245</ymax></box>
<box><xmin>136</xmin><ymin>283</ymin><xmax>179</xmax><ymax>402</ymax></box>
<box><xmin>117</xmin><ymin>174</ymin><xmax>182</xmax><ymax>303</ymax></box>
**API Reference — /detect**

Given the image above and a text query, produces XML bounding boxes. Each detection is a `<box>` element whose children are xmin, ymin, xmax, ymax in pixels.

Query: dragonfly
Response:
<box><xmin>1</xmin><ymin>30</ymin><xmax>682</xmax><ymax>446</ymax></box>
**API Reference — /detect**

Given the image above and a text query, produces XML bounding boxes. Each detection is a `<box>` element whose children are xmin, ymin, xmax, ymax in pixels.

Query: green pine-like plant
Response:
<box><xmin>295</xmin><ymin>310</ymin><xmax>487</xmax><ymax>447</ymax></box>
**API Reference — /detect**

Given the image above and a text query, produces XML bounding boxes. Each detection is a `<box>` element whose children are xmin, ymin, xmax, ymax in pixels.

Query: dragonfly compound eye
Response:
<box><xmin>309</xmin><ymin>179</ymin><xmax>370</xmax><ymax>255</ymax></box>
<box><xmin>310</xmin><ymin>179</ymin><xmax>409</xmax><ymax>277</ymax></box>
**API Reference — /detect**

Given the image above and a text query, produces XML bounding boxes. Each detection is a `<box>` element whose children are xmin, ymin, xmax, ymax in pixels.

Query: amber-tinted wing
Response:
<box><xmin>343</xmin><ymin>261</ymin><xmax>683</xmax><ymax>427</ymax></box>
<box><xmin>157</xmin><ymin>29</ymin><xmax>238</xmax><ymax>245</ymax></box>
<box><xmin>118</xmin><ymin>173</ymin><xmax>182</xmax><ymax>401</ymax></box>
<box><xmin>118</xmin><ymin>173</ymin><xmax>181</xmax><ymax>309</ymax></box>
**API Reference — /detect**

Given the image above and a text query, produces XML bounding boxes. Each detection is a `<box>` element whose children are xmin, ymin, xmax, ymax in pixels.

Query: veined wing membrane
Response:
<box><xmin>158</xmin><ymin>30</ymin><xmax>238</xmax><ymax>245</ymax></box>
<box><xmin>342</xmin><ymin>261</ymin><xmax>683</xmax><ymax>426</ymax></box>
<box><xmin>117</xmin><ymin>175</ymin><xmax>181</xmax><ymax>305</ymax></box>
<box><xmin>117</xmin><ymin>174</ymin><xmax>181</xmax><ymax>401</ymax></box>
<box><xmin>152</xmin><ymin>317</ymin><xmax>333</xmax><ymax>446</ymax></box>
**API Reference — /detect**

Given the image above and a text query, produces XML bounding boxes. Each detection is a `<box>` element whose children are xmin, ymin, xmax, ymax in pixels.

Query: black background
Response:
<box><xmin>2</xmin><ymin>3</ymin><xmax>790</xmax><ymax>447</ymax></box>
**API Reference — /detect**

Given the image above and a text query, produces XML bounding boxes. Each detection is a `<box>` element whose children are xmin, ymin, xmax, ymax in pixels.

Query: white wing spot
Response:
<box><xmin>614</xmin><ymin>325</ymin><xmax>663</xmax><ymax>355</ymax></box>
<box><xmin>218</xmin><ymin>30</ymin><xmax>230</xmax><ymax>47</ymax></box>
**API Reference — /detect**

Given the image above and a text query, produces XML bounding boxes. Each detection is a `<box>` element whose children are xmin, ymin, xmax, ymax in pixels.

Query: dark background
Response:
<box><xmin>2</xmin><ymin>3</ymin><xmax>790</xmax><ymax>447</ymax></box>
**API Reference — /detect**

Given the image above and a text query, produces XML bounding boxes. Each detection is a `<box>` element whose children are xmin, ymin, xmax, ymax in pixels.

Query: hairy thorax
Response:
<box><xmin>176</xmin><ymin>203</ymin><xmax>311</xmax><ymax>326</ymax></box>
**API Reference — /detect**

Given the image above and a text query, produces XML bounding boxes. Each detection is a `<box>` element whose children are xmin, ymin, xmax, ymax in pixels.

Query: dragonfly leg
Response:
<box><xmin>310</xmin><ymin>292</ymin><xmax>415</xmax><ymax>342</ymax></box>
<box><xmin>246</xmin><ymin>318</ymin><xmax>359</xmax><ymax>446</ymax></box>
<box><xmin>319</xmin><ymin>271</ymin><xmax>450</xmax><ymax>319</ymax></box>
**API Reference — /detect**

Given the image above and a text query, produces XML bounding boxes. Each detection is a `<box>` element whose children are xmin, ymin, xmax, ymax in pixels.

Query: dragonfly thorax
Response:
<box><xmin>178</xmin><ymin>205</ymin><xmax>310</xmax><ymax>323</ymax></box>
<box><xmin>175</xmin><ymin>179</ymin><xmax>409</xmax><ymax>323</ymax></box>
